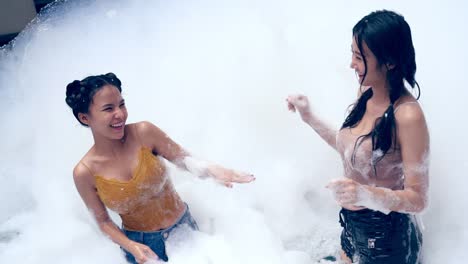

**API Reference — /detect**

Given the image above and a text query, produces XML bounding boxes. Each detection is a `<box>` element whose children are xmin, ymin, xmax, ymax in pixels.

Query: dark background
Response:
<box><xmin>0</xmin><ymin>0</ymin><xmax>55</xmax><ymax>47</ymax></box>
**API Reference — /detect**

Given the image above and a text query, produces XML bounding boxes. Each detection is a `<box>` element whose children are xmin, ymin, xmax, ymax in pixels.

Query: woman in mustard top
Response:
<box><xmin>65</xmin><ymin>73</ymin><xmax>254</xmax><ymax>263</ymax></box>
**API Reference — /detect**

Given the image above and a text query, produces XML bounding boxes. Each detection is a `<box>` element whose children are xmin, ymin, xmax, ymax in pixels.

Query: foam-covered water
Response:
<box><xmin>1</xmin><ymin>0</ymin><xmax>467</xmax><ymax>263</ymax></box>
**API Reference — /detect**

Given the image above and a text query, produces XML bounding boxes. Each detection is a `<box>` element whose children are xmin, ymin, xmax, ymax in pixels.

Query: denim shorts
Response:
<box><xmin>122</xmin><ymin>205</ymin><xmax>198</xmax><ymax>263</ymax></box>
<box><xmin>339</xmin><ymin>208</ymin><xmax>422</xmax><ymax>264</ymax></box>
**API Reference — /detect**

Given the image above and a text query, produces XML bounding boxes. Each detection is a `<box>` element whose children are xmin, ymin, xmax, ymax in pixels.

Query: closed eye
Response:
<box><xmin>351</xmin><ymin>53</ymin><xmax>362</xmax><ymax>61</ymax></box>
<box><xmin>351</xmin><ymin>49</ymin><xmax>362</xmax><ymax>60</ymax></box>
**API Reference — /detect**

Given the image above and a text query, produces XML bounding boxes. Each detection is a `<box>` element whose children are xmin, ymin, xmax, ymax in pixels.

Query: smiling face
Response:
<box><xmin>79</xmin><ymin>84</ymin><xmax>128</xmax><ymax>141</ymax></box>
<box><xmin>350</xmin><ymin>37</ymin><xmax>388</xmax><ymax>88</ymax></box>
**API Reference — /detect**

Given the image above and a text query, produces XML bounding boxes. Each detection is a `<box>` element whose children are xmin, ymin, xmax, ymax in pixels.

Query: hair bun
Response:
<box><xmin>104</xmin><ymin>72</ymin><xmax>121</xmax><ymax>87</ymax></box>
<box><xmin>66</xmin><ymin>80</ymin><xmax>81</xmax><ymax>96</ymax></box>
<box><xmin>65</xmin><ymin>80</ymin><xmax>83</xmax><ymax>108</ymax></box>
<box><xmin>104</xmin><ymin>72</ymin><xmax>116</xmax><ymax>79</ymax></box>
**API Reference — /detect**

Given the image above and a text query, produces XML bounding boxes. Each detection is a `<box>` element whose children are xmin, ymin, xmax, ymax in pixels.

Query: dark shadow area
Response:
<box><xmin>0</xmin><ymin>0</ymin><xmax>55</xmax><ymax>47</ymax></box>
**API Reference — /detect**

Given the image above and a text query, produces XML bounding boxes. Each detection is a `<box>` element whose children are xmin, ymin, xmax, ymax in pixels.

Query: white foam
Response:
<box><xmin>0</xmin><ymin>0</ymin><xmax>467</xmax><ymax>263</ymax></box>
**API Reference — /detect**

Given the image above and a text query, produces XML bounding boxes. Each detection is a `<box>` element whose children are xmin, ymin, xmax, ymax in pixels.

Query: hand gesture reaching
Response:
<box><xmin>286</xmin><ymin>94</ymin><xmax>312</xmax><ymax>122</ymax></box>
<box><xmin>208</xmin><ymin>165</ymin><xmax>255</xmax><ymax>188</ymax></box>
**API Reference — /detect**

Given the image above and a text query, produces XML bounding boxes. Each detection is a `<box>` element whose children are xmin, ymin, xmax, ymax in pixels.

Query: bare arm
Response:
<box><xmin>135</xmin><ymin>121</ymin><xmax>254</xmax><ymax>186</ymax></box>
<box><xmin>286</xmin><ymin>95</ymin><xmax>338</xmax><ymax>150</ymax></box>
<box><xmin>363</xmin><ymin>103</ymin><xmax>429</xmax><ymax>213</ymax></box>
<box><xmin>73</xmin><ymin>163</ymin><xmax>157</xmax><ymax>261</ymax></box>
<box><xmin>134</xmin><ymin>121</ymin><xmax>191</xmax><ymax>166</ymax></box>
<box><xmin>302</xmin><ymin>110</ymin><xmax>338</xmax><ymax>150</ymax></box>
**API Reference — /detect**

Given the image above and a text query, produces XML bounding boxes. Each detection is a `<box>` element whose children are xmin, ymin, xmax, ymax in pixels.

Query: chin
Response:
<box><xmin>359</xmin><ymin>81</ymin><xmax>370</xmax><ymax>87</ymax></box>
<box><xmin>118</xmin><ymin>132</ymin><xmax>126</xmax><ymax>140</ymax></box>
<box><xmin>109</xmin><ymin>132</ymin><xmax>125</xmax><ymax>141</ymax></box>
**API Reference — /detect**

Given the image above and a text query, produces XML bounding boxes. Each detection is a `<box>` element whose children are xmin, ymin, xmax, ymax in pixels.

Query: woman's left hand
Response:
<box><xmin>326</xmin><ymin>178</ymin><xmax>367</xmax><ymax>209</ymax></box>
<box><xmin>208</xmin><ymin>165</ymin><xmax>255</xmax><ymax>188</ymax></box>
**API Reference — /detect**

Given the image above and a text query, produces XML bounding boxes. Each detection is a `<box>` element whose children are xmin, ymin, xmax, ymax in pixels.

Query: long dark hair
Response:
<box><xmin>341</xmin><ymin>10</ymin><xmax>420</xmax><ymax>173</ymax></box>
<box><xmin>65</xmin><ymin>73</ymin><xmax>122</xmax><ymax>126</ymax></box>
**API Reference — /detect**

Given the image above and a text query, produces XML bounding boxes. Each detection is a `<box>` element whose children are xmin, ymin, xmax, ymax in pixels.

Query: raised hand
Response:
<box><xmin>286</xmin><ymin>94</ymin><xmax>312</xmax><ymax>122</ymax></box>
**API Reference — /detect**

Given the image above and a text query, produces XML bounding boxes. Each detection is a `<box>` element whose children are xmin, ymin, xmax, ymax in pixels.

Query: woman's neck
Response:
<box><xmin>91</xmin><ymin>131</ymin><xmax>127</xmax><ymax>156</ymax></box>
<box><xmin>370</xmin><ymin>81</ymin><xmax>391</xmax><ymax>106</ymax></box>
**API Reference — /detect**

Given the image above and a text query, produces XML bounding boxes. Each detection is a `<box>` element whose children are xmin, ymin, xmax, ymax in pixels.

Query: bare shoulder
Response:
<box><xmin>133</xmin><ymin>121</ymin><xmax>163</xmax><ymax>138</ymax></box>
<box><xmin>394</xmin><ymin>96</ymin><xmax>429</xmax><ymax>154</ymax></box>
<box><xmin>72</xmin><ymin>146</ymin><xmax>97</xmax><ymax>182</ymax></box>
<box><xmin>73</xmin><ymin>160</ymin><xmax>94</xmax><ymax>187</ymax></box>
<box><xmin>133</xmin><ymin>121</ymin><xmax>158</xmax><ymax>134</ymax></box>
<box><xmin>132</xmin><ymin>121</ymin><xmax>168</xmax><ymax>147</ymax></box>
<box><xmin>394</xmin><ymin>98</ymin><xmax>426</xmax><ymax>126</ymax></box>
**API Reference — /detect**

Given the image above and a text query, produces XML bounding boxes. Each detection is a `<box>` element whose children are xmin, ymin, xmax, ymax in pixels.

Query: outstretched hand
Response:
<box><xmin>208</xmin><ymin>165</ymin><xmax>255</xmax><ymax>188</ymax></box>
<box><xmin>286</xmin><ymin>94</ymin><xmax>312</xmax><ymax>122</ymax></box>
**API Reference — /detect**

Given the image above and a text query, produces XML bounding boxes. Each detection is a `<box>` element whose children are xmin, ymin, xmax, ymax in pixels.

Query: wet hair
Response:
<box><xmin>341</xmin><ymin>10</ymin><xmax>420</xmax><ymax>174</ymax></box>
<box><xmin>65</xmin><ymin>72</ymin><xmax>122</xmax><ymax>126</ymax></box>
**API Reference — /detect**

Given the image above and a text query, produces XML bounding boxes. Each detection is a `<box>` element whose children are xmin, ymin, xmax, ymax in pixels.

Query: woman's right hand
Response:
<box><xmin>286</xmin><ymin>94</ymin><xmax>312</xmax><ymax>123</ymax></box>
<box><xmin>128</xmin><ymin>241</ymin><xmax>159</xmax><ymax>264</ymax></box>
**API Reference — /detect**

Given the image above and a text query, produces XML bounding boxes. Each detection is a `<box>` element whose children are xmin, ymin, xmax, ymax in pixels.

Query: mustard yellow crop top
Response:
<box><xmin>94</xmin><ymin>147</ymin><xmax>179</xmax><ymax>231</ymax></box>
